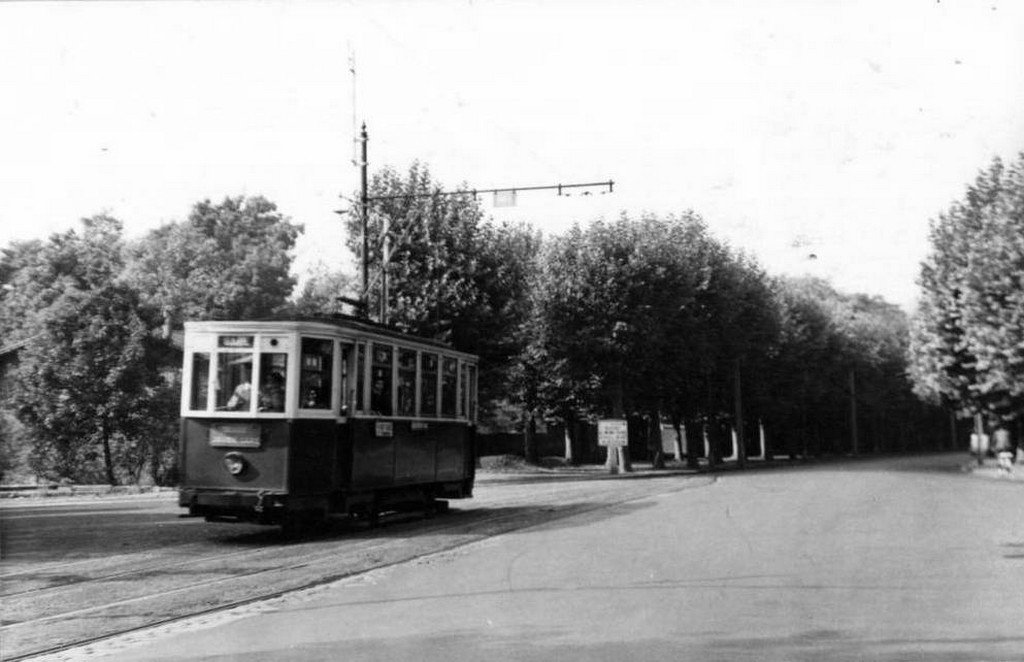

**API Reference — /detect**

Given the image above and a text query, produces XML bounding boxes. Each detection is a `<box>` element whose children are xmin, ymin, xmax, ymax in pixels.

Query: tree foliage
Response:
<box><xmin>2</xmin><ymin>195</ymin><xmax>302</xmax><ymax>484</ymax></box>
<box><xmin>287</xmin><ymin>263</ymin><xmax>359</xmax><ymax>317</ymax></box>
<box><xmin>124</xmin><ymin>195</ymin><xmax>302</xmax><ymax>330</ymax></box>
<box><xmin>4</xmin><ymin>218</ymin><xmax>174</xmax><ymax>483</ymax></box>
<box><xmin>910</xmin><ymin>154</ymin><xmax>1024</xmax><ymax>424</ymax></box>
<box><xmin>344</xmin><ymin>163</ymin><xmax>541</xmax><ymax>413</ymax></box>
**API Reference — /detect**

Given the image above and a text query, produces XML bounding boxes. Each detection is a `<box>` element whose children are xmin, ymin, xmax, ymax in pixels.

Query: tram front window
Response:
<box><xmin>217</xmin><ymin>353</ymin><xmax>253</xmax><ymax>411</ymax></box>
<box><xmin>190</xmin><ymin>353</ymin><xmax>210</xmax><ymax>410</ymax></box>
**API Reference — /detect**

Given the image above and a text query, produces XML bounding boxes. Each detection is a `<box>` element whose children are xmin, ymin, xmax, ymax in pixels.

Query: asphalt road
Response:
<box><xmin>0</xmin><ymin>466</ymin><xmax>712</xmax><ymax>660</ymax></box>
<box><xmin>14</xmin><ymin>453</ymin><xmax>1020</xmax><ymax>662</ymax></box>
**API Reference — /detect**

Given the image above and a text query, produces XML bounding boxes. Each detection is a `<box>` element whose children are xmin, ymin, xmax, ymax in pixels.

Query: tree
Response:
<box><xmin>287</xmin><ymin>262</ymin><xmax>359</xmax><ymax>317</ymax></box>
<box><xmin>529</xmin><ymin>213</ymin><xmax>761</xmax><ymax>467</ymax></box>
<box><xmin>345</xmin><ymin>163</ymin><xmax>542</xmax><ymax>423</ymax></box>
<box><xmin>1</xmin><ymin>216</ymin><xmax>124</xmax><ymax>342</ymax></box>
<box><xmin>125</xmin><ymin>195</ymin><xmax>303</xmax><ymax>331</ymax></box>
<box><xmin>5</xmin><ymin>217</ymin><xmax>173</xmax><ymax>484</ymax></box>
<box><xmin>910</xmin><ymin>154</ymin><xmax>1024</xmax><ymax>426</ymax></box>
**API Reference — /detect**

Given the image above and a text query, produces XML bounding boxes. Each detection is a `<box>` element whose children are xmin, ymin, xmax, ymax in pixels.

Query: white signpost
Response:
<box><xmin>598</xmin><ymin>419</ymin><xmax>629</xmax><ymax>447</ymax></box>
<box><xmin>598</xmin><ymin>419</ymin><xmax>629</xmax><ymax>474</ymax></box>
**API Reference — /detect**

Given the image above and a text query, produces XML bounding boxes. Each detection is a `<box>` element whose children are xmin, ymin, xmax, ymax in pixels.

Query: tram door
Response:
<box><xmin>290</xmin><ymin>337</ymin><xmax>347</xmax><ymax>495</ymax></box>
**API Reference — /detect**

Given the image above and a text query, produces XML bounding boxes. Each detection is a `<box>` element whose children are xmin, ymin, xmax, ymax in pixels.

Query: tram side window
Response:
<box><xmin>420</xmin><ymin>353</ymin><xmax>438</xmax><ymax>417</ymax></box>
<box><xmin>259</xmin><ymin>353</ymin><xmax>288</xmax><ymax>412</ymax></box>
<box><xmin>370</xmin><ymin>344</ymin><xmax>393</xmax><ymax>416</ymax></box>
<box><xmin>300</xmin><ymin>338</ymin><xmax>333</xmax><ymax>409</ymax></box>
<box><xmin>441</xmin><ymin>357</ymin><xmax>458</xmax><ymax>418</ymax></box>
<box><xmin>459</xmin><ymin>363</ymin><xmax>467</xmax><ymax>418</ymax></box>
<box><xmin>397</xmin><ymin>348</ymin><xmax>417</xmax><ymax>416</ymax></box>
<box><xmin>468</xmin><ymin>364</ymin><xmax>477</xmax><ymax>421</ymax></box>
<box><xmin>216</xmin><ymin>352</ymin><xmax>253</xmax><ymax>411</ymax></box>
<box><xmin>339</xmin><ymin>344</ymin><xmax>351</xmax><ymax>416</ymax></box>
<box><xmin>355</xmin><ymin>344</ymin><xmax>366</xmax><ymax>412</ymax></box>
<box><xmin>190</xmin><ymin>353</ymin><xmax>210</xmax><ymax>410</ymax></box>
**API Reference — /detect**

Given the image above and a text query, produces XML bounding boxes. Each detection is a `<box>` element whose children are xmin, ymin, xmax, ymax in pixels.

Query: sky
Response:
<box><xmin>2</xmin><ymin>0</ymin><xmax>1023</xmax><ymax>311</ymax></box>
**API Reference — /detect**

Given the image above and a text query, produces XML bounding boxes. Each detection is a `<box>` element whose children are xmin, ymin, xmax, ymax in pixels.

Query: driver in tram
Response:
<box><xmin>225</xmin><ymin>380</ymin><xmax>252</xmax><ymax>411</ymax></box>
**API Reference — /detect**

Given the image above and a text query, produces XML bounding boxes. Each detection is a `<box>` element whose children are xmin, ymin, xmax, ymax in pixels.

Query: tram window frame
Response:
<box><xmin>298</xmin><ymin>337</ymin><xmax>334</xmax><ymax>411</ymax></box>
<box><xmin>369</xmin><ymin>342</ymin><xmax>393</xmax><ymax>416</ymax></box>
<box><xmin>338</xmin><ymin>341</ymin><xmax>353</xmax><ymax>417</ymax></box>
<box><xmin>467</xmin><ymin>364</ymin><xmax>477</xmax><ymax>423</ymax></box>
<box><xmin>215</xmin><ymin>351</ymin><xmax>255</xmax><ymax>412</ymax></box>
<box><xmin>459</xmin><ymin>362</ymin><xmax>467</xmax><ymax>419</ymax></box>
<box><xmin>396</xmin><ymin>347</ymin><xmax>418</xmax><ymax>417</ymax></box>
<box><xmin>257</xmin><ymin>352</ymin><xmax>288</xmax><ymax>413</ymax></box>
<box><xmin>354</xmin><ymin>343</ymin><xmax>367</xmax><ymax>413</ymax></box>
<box><xmin>190</xmin><ymin>352</ymin><xmax>211</xmax><ymax>411</ymax></box>
<box><xmin>440</xmin><ymin>356</ymin><xmax>458</xmax><ymax>418</ymax></box>
<box><xmin>419</xmin><ymin>352</ymin><xmax>438</xmax><ymax>418</ymax></box>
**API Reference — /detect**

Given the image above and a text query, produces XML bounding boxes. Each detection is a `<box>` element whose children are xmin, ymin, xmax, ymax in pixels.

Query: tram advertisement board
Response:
<box><xmin>597</xmin><ymin>419</ymin><xmax>628</xmax><ymax>447</ymax></box>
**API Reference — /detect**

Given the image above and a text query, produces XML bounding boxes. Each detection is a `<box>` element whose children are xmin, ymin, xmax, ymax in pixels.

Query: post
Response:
<box><xmin>359</xmin><ymin>123</ymin><xmax>369</xmax><ymax>314</ymax></box>
<box><xmin>974</xmin><ymin>412</ymin><xmax>984</xmax><ymax>466</ymax></box>
<box><xmin>849</xmin><ymin>369</ymin><xmax>859</xmax><ymax>455</ymax></box>
<box><xmin>734</xmin><ymin>358</ymin><xmax>746</xmax><ymax>468</ymax></box>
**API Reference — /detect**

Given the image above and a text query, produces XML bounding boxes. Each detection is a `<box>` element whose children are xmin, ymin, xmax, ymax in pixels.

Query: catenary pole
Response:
<box><xmin>360</xmin><ymin>123</ymin><xmax>369</xmax><ymax>310</ymax></box>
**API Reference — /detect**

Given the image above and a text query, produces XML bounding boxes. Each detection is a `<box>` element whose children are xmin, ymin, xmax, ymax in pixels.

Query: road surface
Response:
<box><xmin>7</xmin><ymin>454</ymin><xmax>1024</xmax><ymax>662</ymax></box>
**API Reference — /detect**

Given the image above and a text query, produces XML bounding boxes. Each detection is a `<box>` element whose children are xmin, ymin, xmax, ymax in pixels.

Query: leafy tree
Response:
<box><xmin>529</xmin><ymin>213</ymin><xmax>764</xmax><ymax>466</ymax></box>
<box><xmin>0</xmin><ymin>412</ymin><xmax>31</xmax><ymax>483</ymax></box>
<box><xmin>345</xmin><ymin>163</ymin><xmax>542</xmax><ymax>421</ymax></box>
<box><xmin>125</xmin><ymin>195</ymin><xmax>303</xmax><ymax>331</ymax></box>
<box><xmin>5</xmin><ymin>217</ymin><xmax>173</xmax><ymax>484</ymax></box>
<box><xmin>287</xmin><ymin>262</ymin><xmax>359</xmax><ymax>317</ymax></box>
<box><xmin>910</xmin><ymin>154</ymin><xmax>1024</xmax><ymax>425</ymax></box>
<box><xmin>1</xmin><ymin>216</ymin><xmax>123</xmax><ymax>341</ymax></box>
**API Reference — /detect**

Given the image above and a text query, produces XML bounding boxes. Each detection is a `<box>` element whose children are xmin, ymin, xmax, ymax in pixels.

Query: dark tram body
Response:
<box><xmin>178</xmin><ymin>318</ymin><xmax>478</xmax><ymax>528</ymax></box>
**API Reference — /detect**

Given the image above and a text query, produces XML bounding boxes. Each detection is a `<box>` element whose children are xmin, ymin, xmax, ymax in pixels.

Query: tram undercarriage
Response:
<box><xmin>181</xmin><ymin>479</ymin><xmax>472</xmax><ymax>530</ymax></box>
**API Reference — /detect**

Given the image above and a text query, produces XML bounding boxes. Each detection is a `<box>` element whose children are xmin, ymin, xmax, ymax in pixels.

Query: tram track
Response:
<box><xmin>3</xmin><ymin>474</ymin><xmax>714</xmax><ymax>661</ymax></box>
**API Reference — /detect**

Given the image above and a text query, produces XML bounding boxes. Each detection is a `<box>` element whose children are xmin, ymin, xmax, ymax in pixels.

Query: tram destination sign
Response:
<box><xmin>209</xmin><ymin>423</ymin><xmax>261</xmax><ymax>448</ymax></box>
<box><xmin>597</xmin><ymin>419</ymin><xmax>629</xmax><ymax>447</ymax></box>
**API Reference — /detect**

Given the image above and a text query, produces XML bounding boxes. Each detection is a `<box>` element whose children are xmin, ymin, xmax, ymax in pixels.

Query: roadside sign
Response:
<box><xmin>598</xmin><ymin>419</ymin><xmax>629</xmax><ymax>447</ymax></box>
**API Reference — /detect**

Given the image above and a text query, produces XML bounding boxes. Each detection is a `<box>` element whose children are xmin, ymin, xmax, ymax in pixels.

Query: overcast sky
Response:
<box><xmin>2</xmin><ymin>0</ymin><xmax>1023</xmax><ymax>310</ymax></box>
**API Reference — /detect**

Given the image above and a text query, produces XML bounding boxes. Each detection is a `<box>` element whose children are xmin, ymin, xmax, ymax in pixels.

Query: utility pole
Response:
<box><xmin>359</xmin><ymin>123</ymin><xmax>369</xmax><ymax>312</ymax></box>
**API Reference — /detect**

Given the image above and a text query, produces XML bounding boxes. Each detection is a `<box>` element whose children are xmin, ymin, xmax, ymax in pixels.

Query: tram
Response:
<box><xmin>177</xmin><ymin>316</ymin><xmax>478</xmax><ymax>531</ymax></box>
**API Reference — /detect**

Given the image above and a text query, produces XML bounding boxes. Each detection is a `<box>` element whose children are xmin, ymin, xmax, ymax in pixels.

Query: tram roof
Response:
<box><xmin>184</xmin><ymin>315</ymin><xmax>477</xmax><ymax>360</ymax></box>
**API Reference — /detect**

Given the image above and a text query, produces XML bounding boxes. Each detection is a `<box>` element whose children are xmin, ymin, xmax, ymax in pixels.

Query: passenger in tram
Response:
<box><xmin>259</xmin><ymin>371</ymin><xmax>286</xmax><ymax>412</ymax></box>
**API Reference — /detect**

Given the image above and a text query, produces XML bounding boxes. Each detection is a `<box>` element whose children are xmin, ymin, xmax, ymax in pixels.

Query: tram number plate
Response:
<box><xmin>598</xmin><ymin>419</ymin><xmax>629</xmax><ymax>447</ymax></box>
<box><xmin>209</xmin><ymin>423</ymin><xmax>261</xmax><ymax>448</ymax></box>
<box><xmin>375</xmin><ymin>421</ymin><xmax>394</xmax><ymax>438</ymax></box>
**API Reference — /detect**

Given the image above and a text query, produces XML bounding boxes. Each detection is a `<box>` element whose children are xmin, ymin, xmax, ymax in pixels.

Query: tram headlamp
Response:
<box><xmin>222</xmin><ymin>452</ymin><xmax>247</xmax><ymax>476</ymax></box>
